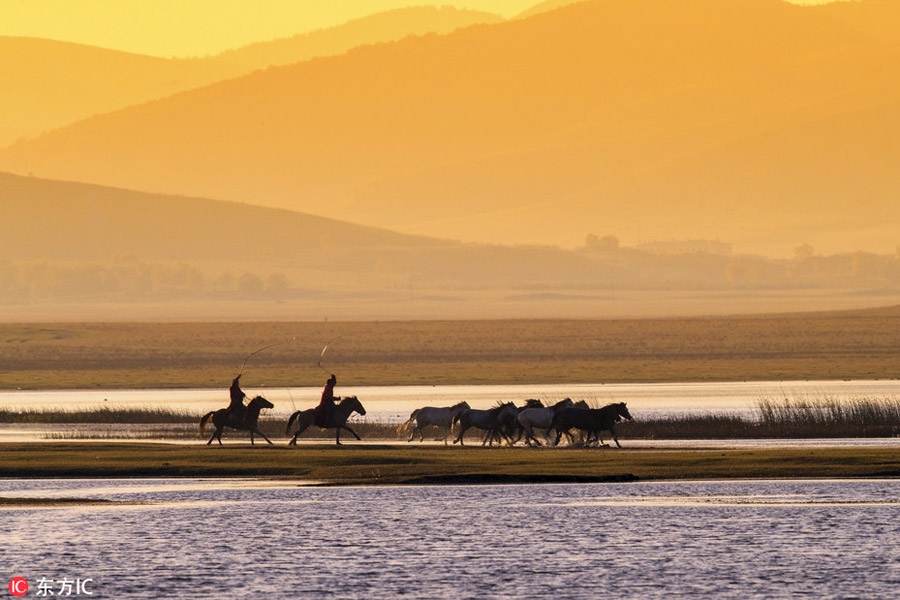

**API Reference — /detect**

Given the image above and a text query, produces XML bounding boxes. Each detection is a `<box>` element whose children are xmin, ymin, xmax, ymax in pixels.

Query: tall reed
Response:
<box><xmin>754</xmin><ymin>396</ymin><xmax>900</xmax><ymax>438</ymax></box>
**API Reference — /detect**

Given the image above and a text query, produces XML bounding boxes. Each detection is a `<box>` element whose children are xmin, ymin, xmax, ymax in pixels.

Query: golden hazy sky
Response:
<box><xmin>0</xmin><ymin>0</ymin><xmax>532</xmax><ymax>57</ymax></box>
<box><xmin>1</xmin><ymin>0</ymin><xmax>834</xmax><ymax>58</ymax></box>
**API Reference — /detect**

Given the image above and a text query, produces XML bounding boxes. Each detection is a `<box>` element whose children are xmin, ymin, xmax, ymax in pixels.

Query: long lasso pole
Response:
<box><xmin>317</xmin><ymin>334</ymin><xmax>348</xmax><ymax>375</ymax></box>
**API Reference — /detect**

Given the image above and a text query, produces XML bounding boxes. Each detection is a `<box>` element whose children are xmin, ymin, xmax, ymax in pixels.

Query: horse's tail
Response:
<box><xmin>285</xmin><ymin>411</ymin><xmax>301</xmax><ymax>436</ymax></box>
<box><xmin>397</xmin><ymin>409</ymin><xmax>420</xmax><ymax>434</ymax></box>
<box><xmin>199</xmin><ymin>411</ymin><xmax>215</xmax><ymax>437</ymax></box>
<box><xmin>452</xmin><ymin>410</ymin><xmax>467</xmax><ymax>428</ymax></box>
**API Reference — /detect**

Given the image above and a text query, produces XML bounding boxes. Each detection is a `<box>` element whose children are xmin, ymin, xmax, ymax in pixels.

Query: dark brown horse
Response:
<box><xmin>551</xmin><ymin>402</ymin><xmax>633</xmax><ymax>448</ymax></box>
<box><xmin>285</xmin><ymin>396</ymin><xmax>366</xmax><ymax>446</ymax></box>
<box><xmin>199</xmin><ymin>395</ymin><xmax>274</xmax><ymax>445</ymax></box>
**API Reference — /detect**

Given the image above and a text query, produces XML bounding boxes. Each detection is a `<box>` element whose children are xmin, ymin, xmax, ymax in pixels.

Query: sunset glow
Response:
<box><xmin>2</xmin><ymin>0</ymin><xmax>839</xmax><ymax>57</ymax></box>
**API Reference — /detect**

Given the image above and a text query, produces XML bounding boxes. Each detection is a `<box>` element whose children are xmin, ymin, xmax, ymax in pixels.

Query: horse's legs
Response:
<box><xmin>543</xmin><ymin>428</ymin><xmax>555</xmax><ymax>445</ymax></box>
<box><xmin>554</xmin><ymin>428</ymin><xmax>574</xmax><ymax>446</ymax></box>
<box><xmin>609</xmin><ymin>425</ymin><xmax>621</xmax><ymax>448</ymax></box>
<box><xmin>453</xmin><ymin>424</ymin><xmax>469</xmax><ymax>445</ymax></box>
<box><xmin>524</xmin><ymin>424</ymin><xmax>542</xmax><ymax>447</ymax></box>
<box><xmin>341</xmin><ymin>425</ymin><xmax>361</xmax><ymax>441</ymax></box>
<box><xmin>211</xmin><ymin>426</ymin><xmax>223</xmax><ymax>446</ymax></box>
<box><xmin>335</xmin><ymin>427</ymin><xmax>342</xmax><ymax>446</ymax></box>
<box><xmin>252</xmin><ymin>427</ymin><xmax>273</xmax><ymax>445</ymax></box>
<box><xmin>528</xmin><ymin>432</ymin><xmax>543</xmax><ymax>447</ymax></box>
<box><xmin>483</xmin><ymin>429</ymin><xmax>501</xmax><ymax>446</ymax></box>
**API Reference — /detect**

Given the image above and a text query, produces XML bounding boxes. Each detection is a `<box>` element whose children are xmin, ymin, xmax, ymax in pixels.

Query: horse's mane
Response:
<box><xmin>488</xmin><ymin>401</ymin><xmax>515</xmax><ymax>414</ymax></box>
<box><xmin>338</xmin><ymin>395</ymin><xmax>358</xmax><ymax>405</ymax></box>
<box><xmin>450</xmin><ymin>401</ymin><xmax>469</xmax><ymax>410</ymax></box>
<box><xmin>574</xmin><ymin>400</ymin><xmax>590</xmax><ymax>409</ymax></box>
<box><xmin>522</xmin><ymin>399</ymin><xmax>544</xmax><ymax>409</ymax></box>
<box><xmin>595</xmin><ymin>402</ymin><xmax>629</xmax><ymax>415</ymax></box>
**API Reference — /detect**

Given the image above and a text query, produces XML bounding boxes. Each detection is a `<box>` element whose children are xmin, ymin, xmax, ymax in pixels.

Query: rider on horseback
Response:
<box><xmin>315</xmin><ymin>374</ymin><xmax>337</xmax><ymax>428</ymax></box>
<box><xmin>227</xmin><ymin>374</ymin><xmax>247</xmax><ymax>427</ymax></box>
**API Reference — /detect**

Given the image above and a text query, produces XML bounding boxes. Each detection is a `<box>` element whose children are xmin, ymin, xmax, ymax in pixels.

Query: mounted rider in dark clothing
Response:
<box><xmin>227</xmin><ymin>374</ymin><xmax>247</xmax><ymax>427</ymax></box>
<box><xmin>314</xmin><ymin>374</ymin><xmax>337</xmax><ymax>428</ymax></box>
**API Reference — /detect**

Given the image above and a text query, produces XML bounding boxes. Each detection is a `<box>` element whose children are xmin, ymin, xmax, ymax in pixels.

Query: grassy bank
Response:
<box><xmin>1</xmin><ymin>443</ymin><xmax>899</xmax><ymax>484</ymax></box>
<box><xmin>3</xmin><ymin>307</ymin><xmax>900</xmax><ymax>389</ymax></box>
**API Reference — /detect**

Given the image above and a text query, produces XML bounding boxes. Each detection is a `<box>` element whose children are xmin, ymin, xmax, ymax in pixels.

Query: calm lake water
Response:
<box><xmin>3</xmin><ymin>478</ymin><xmax>900</xmax><ymax>599</ymax></box>
<box><xmin>4</xmin><ymin>380</ymin><xmax>900</xmax><ymax>421</ymax></box>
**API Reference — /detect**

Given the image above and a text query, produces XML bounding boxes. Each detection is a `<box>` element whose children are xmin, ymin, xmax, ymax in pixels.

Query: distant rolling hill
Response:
<box><xmin>0</xmin><ymin>171</ymin><xmax>610</xmax><ymax>289</ymax></box>
<box><xmin>0</xmin><ymin>171</ymin><xmax>435</xmax><ymax>263</ymax></box>
<box><xmin>0</xmin><ymin>37</ymin><xmax>243</xmax><ymax>147</ymax></box>
<box><xmin>2</xmin><ymin>0</ymin><xmax>899</xmax><ymax>256</ymax></box>
<box><xmin>212</xmin><ymin>6</ymin><xmax>502</xmax><ymax>70</ymax></box>
<box><xmin>0</xmin><ymin>7</ymin><xmax>501</xmax><ymax>148</ymax></box>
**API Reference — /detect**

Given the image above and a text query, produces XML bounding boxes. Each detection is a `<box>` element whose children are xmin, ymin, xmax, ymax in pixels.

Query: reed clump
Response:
<box><xmin>0</xmin><ymin>407</ymin><xmax>196</xmax><ymax>424</ymax></box>
<box><xmin>755</xmin><ymin>396</ymin><xmax>900</xmax><ymax>438</ymax></box>
<box><xmin>619</xmin><ymin>396</ymin><xmax>900</xmax><ymax>439</ymax></box>
<box><xmin>620</xmin><ymin>414</ymin><xmax>751</xmax><ymax>439</ymax></box>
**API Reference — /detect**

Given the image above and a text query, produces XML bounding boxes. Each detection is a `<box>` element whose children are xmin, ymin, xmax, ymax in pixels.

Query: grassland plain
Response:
<box><xmin>2</xmin><ymin>305</ymin><xmax>900</xmax><ymax>389</ymax></box>
<box><xmin>2</xmin><ymin>443</ymin><xmax>900</xmax><ymax>485</ymax></box>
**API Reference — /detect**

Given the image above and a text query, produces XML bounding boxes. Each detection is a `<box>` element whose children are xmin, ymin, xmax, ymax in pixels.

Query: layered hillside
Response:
<box><xmin>0</xmin><ymin>7</ymin><xmax>500</xmax><ymax>147</ymax></box>
<box><xmin>2</xmin><ymin>0</ymin><xmax>898</xmax><ymax>256</ymax></box>
<box><xmin>0</xmin><ymin>37</ymin><xmax>243</xmax><ymax>146</ymax></box>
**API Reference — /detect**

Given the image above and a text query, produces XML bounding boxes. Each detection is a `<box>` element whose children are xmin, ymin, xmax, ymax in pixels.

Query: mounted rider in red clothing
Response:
<box><xmin>314</xmin><ymin>374</ymin><xmax>337</xmax><ymax>428</ymax></box>
<box><xmin>227</xmin><ymin>374</ymin><xmax>247</xmax><ymax>427</ymax></box>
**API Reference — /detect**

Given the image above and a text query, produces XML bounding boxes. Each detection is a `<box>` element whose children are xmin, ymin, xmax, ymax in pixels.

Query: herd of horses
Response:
<box><xmin>198</xmin><ymin>395</ymin><xmax>633</xmax><ymax>448</ymax></box>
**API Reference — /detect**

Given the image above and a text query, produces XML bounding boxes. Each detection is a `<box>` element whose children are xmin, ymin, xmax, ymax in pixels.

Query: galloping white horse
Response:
<box><xmin>399</xmin><ymin>401</ymin><xmax>470</xmax><ymax>444</ymax></box>
<box><xmin>517</xmin><ymin>398</ymin><xmax>575</xmax><ymax>446</ymax></box>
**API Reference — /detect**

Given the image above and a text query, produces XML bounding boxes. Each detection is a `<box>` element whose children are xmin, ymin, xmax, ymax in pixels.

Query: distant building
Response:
<box><xmin>636</xmin><ymin>239</ymin><xmax>733</xmax><ymax>256</ymax></box>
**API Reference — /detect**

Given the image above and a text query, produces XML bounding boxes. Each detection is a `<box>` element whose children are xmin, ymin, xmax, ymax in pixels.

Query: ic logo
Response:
<box><xmin>8</xmin><ymin>577</ymin><xmax>28</xmax><ymax>597</ymax></box>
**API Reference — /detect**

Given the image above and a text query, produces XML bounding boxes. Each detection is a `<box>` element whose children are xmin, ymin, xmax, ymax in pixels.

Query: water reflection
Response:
<box><xmin>3</xmin><ymin>479</ymin><xmax>900</xmax><ymax>598</ymax></box>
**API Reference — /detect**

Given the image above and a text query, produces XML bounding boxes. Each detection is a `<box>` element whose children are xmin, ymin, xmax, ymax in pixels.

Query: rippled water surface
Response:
<box><xmin>3</xmin><ymin>479</ymin><xmax>900</xmax><ymax>599</ymax></box>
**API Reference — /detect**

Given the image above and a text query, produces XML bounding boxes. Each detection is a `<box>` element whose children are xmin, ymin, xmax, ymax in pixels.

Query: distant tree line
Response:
<box><xmin>1</xmin><ymin>242</ymin><xmax>899</xmax><ymax>305</ymax></box>
<box><xmin>0</xmin><ymin>259</ymin><xmax>298</xmax><ymax>303</ymax></box>
<box><xmin>577</xmin><ymin>236</ymin><xmax>900</xmax><ymax>290</ymax></box>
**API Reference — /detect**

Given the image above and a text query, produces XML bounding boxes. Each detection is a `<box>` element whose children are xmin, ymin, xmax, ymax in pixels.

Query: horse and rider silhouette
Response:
<box><xmin>285</xmin><ymin>395</ymin><xmax>367</xmax><ymax>445</ymax></box>
<box><xmin>199</xmin><ymin>394</ymin><xmax>275</xmax><ymax>445</ymax></box>
<box><xmin>284</xmin><ymin>373</ymin><xmax>367</xmax><ymax>445</ymax></box>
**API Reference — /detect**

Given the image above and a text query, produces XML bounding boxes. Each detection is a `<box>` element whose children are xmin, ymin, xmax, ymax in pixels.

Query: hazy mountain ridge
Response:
<box><xmin>0</xmin><ymin>36</ymin><xmax>244</xmax><ymax>147</ymax></box>
<box><xmin>0</xmin><ymin>171</ymin><xmax>439</xmax><ymax>263</ymax></box>
<box><xmin>2</xmin><ymin>0</ymin><xmax>897</xmax><ymax>256</ymax></box>
<box><xmin>212</xmin><ymin>6</ymin><xmax>503</xmax><ymax>69</ymax></box>
<box><xmin>0</xmin><ymin>6</ymin><xmax>502</xmax><ymax>148</ymax></box>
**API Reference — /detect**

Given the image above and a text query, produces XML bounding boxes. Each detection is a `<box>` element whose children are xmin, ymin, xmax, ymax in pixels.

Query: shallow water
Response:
<box><xmin>3</xmin><ymin>478</ymin><xmax>900</xmax><ymax>598</ymax></box>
